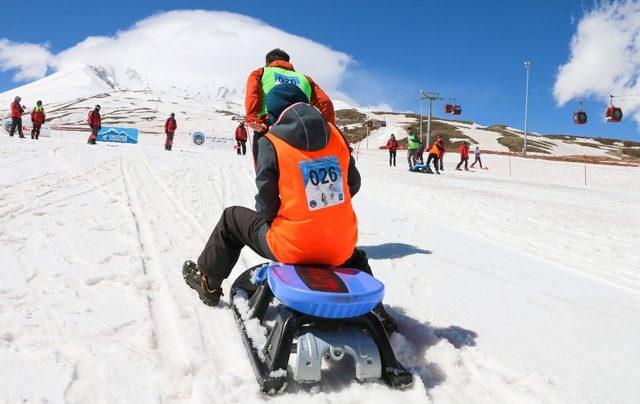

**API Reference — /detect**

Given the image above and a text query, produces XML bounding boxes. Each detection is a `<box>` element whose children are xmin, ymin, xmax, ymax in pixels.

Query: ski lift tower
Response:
<box><xmin>419</xmin><ymin>90</ymin><xmax>442</xmax><ymax>146</ymax></box>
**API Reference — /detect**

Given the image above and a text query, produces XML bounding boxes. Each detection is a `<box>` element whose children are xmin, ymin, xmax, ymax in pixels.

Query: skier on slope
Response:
<box><xmin>183</xmin><ymin>83</ymin><xmax>397</xmax><ymax>331</ymax></box>
<box><xmin>164</xmin><ymin>113</ymin><xmax>177</xmax><ymax>151</ymax></box>
<box><xmin>9</xmin><ymin>96</ymin><xmax>26</xmax><ymax>138</ymax></box>
<box><xmin>30</xmin><ymin>101</ymin><xmax>46</xmax><ymax>140</ymax></box>
<box><xmin>456</xmin><ymin>141</ymin><xmax>470</xmax><ymax>171</ymax></box>
<box><xmin>386</xmin><ymin>134</ymin><xmax>398</xmax><ymax>166</ymax></box>
<box><xmin>244</xmin><ymin>48</ymin><xmax>335</xmax><ymax>164</ymax></box>
<box><xmin>235</xmin><ymin>121</ymin><xmax>248</xmax><ymax>156</ymax></box>
<box><xmin>87</xmin><ymin>105</ymin><xmax>101</xmax><ymax>145</ymax></box>
<box><xmin>406</xmin><ymin>128</ymin><xmax>420</xmax><ymax>170</ymax></box>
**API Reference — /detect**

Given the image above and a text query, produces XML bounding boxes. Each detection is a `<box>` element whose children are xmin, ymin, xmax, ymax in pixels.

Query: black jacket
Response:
<box><xmin>255</xmin><ymin>103</ymin><xmax>361</xmax><ymax>220</ymax></box>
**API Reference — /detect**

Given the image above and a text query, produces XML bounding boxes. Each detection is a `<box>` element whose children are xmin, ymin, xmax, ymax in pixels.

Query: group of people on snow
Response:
<box><xmin>7</xmin><ymin>96</ymin><xmax>46</xmax><ymax>140</ymax></box>
<box><xmin>385</xmin><ymin>128</ymin><xmax>483</xmax><ymax>174</ymax></box>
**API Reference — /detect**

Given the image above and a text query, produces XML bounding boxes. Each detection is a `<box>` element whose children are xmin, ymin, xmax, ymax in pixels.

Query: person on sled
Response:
<box><xmin>183</xmin><ymin>83</ymin><xmax>397</xmax><ymax>331</ymax></box>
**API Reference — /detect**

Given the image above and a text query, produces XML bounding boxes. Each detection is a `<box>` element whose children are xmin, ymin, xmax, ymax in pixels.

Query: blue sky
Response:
<box><xmin>2</xmin><ymin>0</ymin><xmax>639</xmax><ymax>141</ymax></box>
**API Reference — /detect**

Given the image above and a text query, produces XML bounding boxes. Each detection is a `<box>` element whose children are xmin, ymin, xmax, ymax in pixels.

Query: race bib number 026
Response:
<box><xmin>299</xmin><ymin>156</ymin><xmax>345</xmax><ymax>211</ymax></box>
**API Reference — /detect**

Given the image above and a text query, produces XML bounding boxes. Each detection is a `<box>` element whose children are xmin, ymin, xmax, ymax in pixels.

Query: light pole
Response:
<box><xmin>523</xmin><ymin>60</ymin><xmax>531</xmax><ymax>154</ymax></box>
<box><xmin>419</xmin><ymin>90</ymin><xmax>427</xmax><ymax>143</ymax></box>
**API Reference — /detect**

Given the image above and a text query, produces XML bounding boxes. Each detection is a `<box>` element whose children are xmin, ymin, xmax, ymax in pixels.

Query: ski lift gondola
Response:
<box><xmin>573</xmin><ymin>101</ymin><xmax>587</xmax><ymax>125</ymax></box>
<box><xmin>606</xmin><ymin>95</ymin><xmax>623</xmax><ymax>123</ymax></box>
<box><xmin>444</xmin><ymin>98</ymin><xmax>462</xmax><ymax>115</ymax></box>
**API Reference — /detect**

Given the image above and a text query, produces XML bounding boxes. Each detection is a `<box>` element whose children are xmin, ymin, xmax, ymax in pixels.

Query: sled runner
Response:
<box><xmin>229</xmin><ymin>262</ymin><xmax>413</xmax><ymax>394</ymax></box>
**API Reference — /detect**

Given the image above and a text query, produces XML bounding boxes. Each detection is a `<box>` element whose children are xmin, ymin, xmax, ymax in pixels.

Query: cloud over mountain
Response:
<box><xmin>0</xmin><ymin>10</ymin><xmax>357</xmax><ymax>104</ymax></box>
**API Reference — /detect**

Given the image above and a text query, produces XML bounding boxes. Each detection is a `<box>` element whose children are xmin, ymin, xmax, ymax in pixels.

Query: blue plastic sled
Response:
<box><xmin>229</xmin><ymin>262</ymin><xmax>413</xmax><ymax>393</ymax></box>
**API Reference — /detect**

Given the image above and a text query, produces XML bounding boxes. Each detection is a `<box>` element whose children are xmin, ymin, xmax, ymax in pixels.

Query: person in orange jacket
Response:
<box><xmin>183</xmin><ymin>83</ymin><xmax>397</xmax><ymax>331</ymax></box>
<box><xmin>426</xmin><ymin>136</ymin><xmax>445</xmax><ymax>174</ymax></box>
<box><xmin>456</xmin><ymin>141</ymin><xmax>470</xmax><ymax>171</ymax></box>
<box><xmin>164</xmin><ymin>113</ymin><xmax>177</xmax><ymax>151</ymax></box>
<box><xmin>235</xmin><ymin>121</ymin><xmax>248</xmax><ymax>155</ymax></box>
<box><xmin>30</xmin><ymin>100</ymin><xmax>46</xmax><ymax>140</ymax></box>
<box><xmin>386</xmin><ymin>134</ymin><xmax>398</xmax><ymax>166</ymax></box>
<box><xmin>244</xmin><ymin>48</ymin><xmax>335</xmax><ymax>163</ymax></box>
<box><xmin>87</xmin><ymin>105</ymin><xmax>101</xmax><ymax>145</ymax></box>
<box><xmin>9</xmin><ymin>96</ymin><xmax>26</xmax><ymax>138</ymax></box>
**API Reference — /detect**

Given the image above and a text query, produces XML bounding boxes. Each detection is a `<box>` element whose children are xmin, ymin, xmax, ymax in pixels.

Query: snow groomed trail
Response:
<box><xmin>1</xmin><ymin>134</ymin><xmax>639</xmax><ymax>403</ymax></box>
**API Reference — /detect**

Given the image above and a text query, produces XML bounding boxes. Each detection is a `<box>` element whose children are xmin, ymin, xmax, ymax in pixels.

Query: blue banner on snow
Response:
<box><xmin>97</xmin><ymin>126</ymin><xmax>138</xmax><ymax>144</ymax></box>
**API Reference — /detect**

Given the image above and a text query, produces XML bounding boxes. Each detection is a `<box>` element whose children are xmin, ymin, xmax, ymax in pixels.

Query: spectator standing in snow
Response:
<box><xmin>244</xmin><ymin>48</ymin><xmax>335</xmax><ymax>164</ymax></box>
<box><xmin>455</xmin><ymin>141</ymin><xmax>470</xmax><ymax>171</ymax></box>
<box><xmin>470</xmin><ymin>146</ymin><xmax>483</xmax><ymax>169</ymax></box>
<box><xmin>87</xmin><ymin>105</ymin><xmax>101</xmax><ymax>145</ymax></box>
<box><xmin>30</xmin><ymin>101</ymin><xmax>45</xmax><ymax>140</ymax></box>
<box><xmin>9</xmin><ymin>96</ymin><xmax>26</xmax><ymax>138</ymax></box>
<box><xmin>436</xmin><ymin>136</ymin><xmax>445</xmax><ymax>171</ymax></box>
<box><xmin>406</xmin><ymin>128</ymin><xmax>420</xmax><ymax>170</ymax></box>
<box><xmin>235</xmin><ymin>121</ymin><xmax>248</xmax><ymax>155</ymax></box>
<box><xmin>164</xmin><ymin>113</ymin><xmax>177</xmax><ymax>151</ymax></box>
<box><xmin>386</xmin><ymin>134</ymin><xmax>398</xmax><ymax>166</ymax></box>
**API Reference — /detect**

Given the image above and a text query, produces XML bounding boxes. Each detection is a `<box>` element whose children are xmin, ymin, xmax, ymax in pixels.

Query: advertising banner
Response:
<box><xmin>97</xmin><ymin>127</ymin><xmax>138</xmax><ymax>144</ymax></box>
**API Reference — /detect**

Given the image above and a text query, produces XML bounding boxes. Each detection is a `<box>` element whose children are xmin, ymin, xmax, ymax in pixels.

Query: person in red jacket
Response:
<box><xmin>456</xmin><ymin>141</ymin><xmax>470</xmax><ymax>171</ymax></box>
<box><xmin>9</xmin><ymin>96</ymin><xmax>26</xmax><ymax>138</ymax></box>
<box><xmin>245</xmin><ymin>48</ymin><xmax>335</xmax><ymax>164</ymax></box>
<box><xmin>386</xmin><ymin>134</ymin><xmax>398</xmax><ymax>166</ymax></box>
<box><xmin>87</xmin><ymin>105</ymin><xmax>101</xmax><ymax>145</ymax></box>
<box><xmin>30</xmin><ymin>100</ymin><xmax>46</xmax><ymax>140</ymax></box>
<box><xmin>164</xmin><ymin>113</ymin><xmax>177</xmax><ymax>151</ymax></box>
<box><xmin>235</xmin><ymin>121</ymin><xmax>248</xmax><ymax>155</ymax></box>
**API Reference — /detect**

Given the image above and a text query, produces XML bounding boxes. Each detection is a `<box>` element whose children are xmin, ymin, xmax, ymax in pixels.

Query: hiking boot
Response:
<box><xmin>373</xmin><ymin>303</ymin><xmax>398</xmax><ymax>334</ymax></box>
<box><xmin>182</xmin><ymin>260</ymin><xmax>223</xmax><ymax>306</ymax></box>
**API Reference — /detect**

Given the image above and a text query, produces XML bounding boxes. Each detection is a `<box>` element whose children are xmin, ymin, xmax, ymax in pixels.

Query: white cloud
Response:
<box><xmin>0</xmin><ymin>10</ymin><xmax>357</xmax><ymax>105</ymax></box>
<box><xmin>554</xmin><ymin>0</ymin><xmax>640</xmax><ymax>122</ymax></box>
<box><xmin>0</xmin><ymin>39</ymin><xmax>52</xmax><ymax>81</ymax></box>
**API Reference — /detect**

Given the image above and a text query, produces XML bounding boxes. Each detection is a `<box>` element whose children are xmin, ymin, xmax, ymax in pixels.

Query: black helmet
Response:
<box><xmin>170</xmin><ymin>112</ymin><xmax>175</xmax><ymax>117</ymax></box>
<box><xmin>95</xmin><ymin>104</ymin><xmax>101</xmax><ymax>110</ymax></box>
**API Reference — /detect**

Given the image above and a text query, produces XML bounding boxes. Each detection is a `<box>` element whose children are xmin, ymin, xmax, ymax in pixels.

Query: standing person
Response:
<box><xmin>436</xmin><ymin>135</ymin><xmax>445</xmax><ymax>171</ymax></box>
<box><xmin>164</xmin><ymin>113</ymin><xmax>177</xmax><ymax>151</ymax></box>
<box><xmin>456</xmin><ymin>141</ymin><xmax>470</xmax><ymax>171</ymax></box>
<box><xmin>470</xmin><ymin>146</ymin><xmax>483</xmax><ymax>169</ymax></box>
<box><xmin>406</xmin><ymin>128</ymin><xmax>420</xmax><ymax>170</ymax></box>
<box><xmin>426</xmin><ymin>139</ymin><xmax>444</xmax><ymax>175</ymax></box>
<box><xmin>386</xmin><ymin>134</ymin><xmax>398</xmax><ymax>166</ymax></box>
<box><xmin>182</xmin><ymin>83</ymin><xmax>397</xmax><ymax>331</ymax></box>
<box><xmin>245</xmin><ymin>48</ymin><xmax>335</xmax><ymax>164</ymax></box>
<box><xmin>87</xmin><ymin>105</ymin><xmax>101</xmax><ymax>145</ymax></box>
<box><xmin>30</xmin><ymin>101</ymin><xmax>46</xmax><ymax>140</ymax></box>
<box><xmin>235</xmin><ymin>121</ymin><xmax>248</xmax><ymax>155</ymax></box>
<box><xmin>9</xmin><ymin>96</ymin><xmax>26</xmax><ymax>138</ymax></box>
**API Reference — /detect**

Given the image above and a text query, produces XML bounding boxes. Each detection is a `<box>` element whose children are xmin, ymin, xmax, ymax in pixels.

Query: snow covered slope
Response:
<box><xmin>1</xmin><ymin>133</ymin><xmax>639</xmax><ymax>403</ymax></box>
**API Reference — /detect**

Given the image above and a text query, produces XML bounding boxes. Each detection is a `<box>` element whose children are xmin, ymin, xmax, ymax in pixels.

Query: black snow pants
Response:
<box><xmin>237</xmin><ymin>140</ymin><xmax>247</xmax><ymax>155</ymax></box>
<box><xmin>9</xmin><ymin>118</ymin><xmax>23</xmax><ymax>138</ymax></box>
<box><xmin>426</xmin><ymin>153</ymin><xmax>440</xmax><ymax>173</ymax></box>
<box><xmin>165</xmin><ymin>132</ymin><xmax>174</xmax><ymax>151</ymax></box>
<box><xmin>31</xmin><ymin>124</ymin><xmax>41</xmax><ymax>139</ymax></box>
<box><xmin>197</xmin><ymin>206</ymin><xmax>373</xmax><ymax>288</ymax></box>
<box><xmin>470</xmin><ymin>156</ymin><xmax>482</xmax><ymax>169</ymax></box>
<box><xmin>456</xmin><ymin>156</ymin><xmax>468</xmax><ymax>170</ymax></box>
<box><xmin>252</xmin><ymin>128</ymin><xmax>268</xmax><ymax>164</ymax></box>
<box><xmin>389</xmin><ymin>150</ymin><xmax>396</xmax><ymax>166</ymax></box>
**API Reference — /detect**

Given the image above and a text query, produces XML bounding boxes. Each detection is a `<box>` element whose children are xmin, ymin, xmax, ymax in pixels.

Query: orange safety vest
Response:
<box><xmin>265</xmin><ymin>123</ymin><xmax>357</xmax><ymax>266</ymax></box>
<box><xmin>428</xmin><ymin>144</ymin><xmax>442</xmax><ymax>157</ymax></box>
